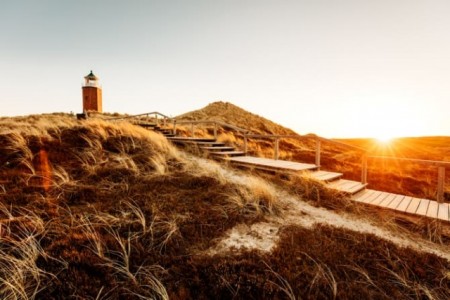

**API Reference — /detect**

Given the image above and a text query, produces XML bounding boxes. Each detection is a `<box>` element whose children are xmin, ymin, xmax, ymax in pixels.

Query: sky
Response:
<box><xmin>1</xmin><ymin>0</ymin><xmax>450</xmax><ymax>139</ymax></box>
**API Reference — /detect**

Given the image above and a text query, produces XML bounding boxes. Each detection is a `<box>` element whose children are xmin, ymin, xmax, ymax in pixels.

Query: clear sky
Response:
<box><xmin>1</xmin><ymin>0</ymin><xmax>450</xmax><ymax>138</ymax></box>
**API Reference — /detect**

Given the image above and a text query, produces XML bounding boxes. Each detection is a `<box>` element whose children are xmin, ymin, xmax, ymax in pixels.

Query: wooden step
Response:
<box><xmin>201</xmin><ymin>146</ymin><xmax>236</xmax><ymax>152</ymax></box>
<box><xmin>309</xmin><ymin>170</ymin><xmax>343</xmax><ymax>182</ymax></box>
<box><xmin>210</xmin><ymin>151</ymin><xmax>246</xmax><ymax>157</ymax></box>
<box><xmin>167</xmin><ymin>137</ymin><xmax>217</xmax><ymax>143</ymax></box>
<box><xmin>327</xmin><ymin>179</ymin><xmax>367</xmax><ymax>195</ymax></box>
<box><xmin>185</xmin><ymin>141</ymin><xmax>226</xmax><ymax>146</ymax></box>
<box><xmin>136</xmin><ymin>123</ymin><xmax>158</xmax><ymax>128</ymax></box>
<box><xmin>227</xmin><ymin>156</ymin><xmax>318</xmax><ymax>172</ymax></box>
<box><xmin>156</xmin><ymin>129</ymin><xmax>172</xmax><ymax>133</ymax></box>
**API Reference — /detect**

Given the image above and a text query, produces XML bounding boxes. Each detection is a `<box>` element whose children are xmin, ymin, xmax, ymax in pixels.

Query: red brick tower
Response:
<box><xmin>82</xmin><ymin>70</ymin><xmax>102</xmax><ymax>113</ymax></box>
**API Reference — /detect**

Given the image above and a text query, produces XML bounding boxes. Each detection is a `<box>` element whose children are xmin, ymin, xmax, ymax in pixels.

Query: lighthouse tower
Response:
<box><xmin>82</xmin><ymin>70</ymin><xmax>102</xmax><ymax>113</ymax></box>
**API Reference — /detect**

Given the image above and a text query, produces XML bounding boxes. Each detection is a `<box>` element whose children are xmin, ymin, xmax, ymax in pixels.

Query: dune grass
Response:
<box><xmin>0</xmin><ymin>114</ymin><xmax>282</xmax><ymax>298</ymax></box>
<box><xmin>0</xmin><ymin>112</ymin><xmax>449</xmax><ymax>299</ymax></box>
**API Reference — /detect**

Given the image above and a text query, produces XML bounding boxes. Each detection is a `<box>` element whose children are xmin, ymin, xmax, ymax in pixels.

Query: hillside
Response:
<box><xmin>0</xmin><ymin>113</ymin><xmax>449</xmax><ymax>299</ymax></box>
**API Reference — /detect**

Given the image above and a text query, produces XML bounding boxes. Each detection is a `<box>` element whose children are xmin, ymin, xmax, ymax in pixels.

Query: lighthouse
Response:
<box><xmin>82</xmin><ymin>70</ymin><xmax>102</xmax><ymax>113</ymax></box>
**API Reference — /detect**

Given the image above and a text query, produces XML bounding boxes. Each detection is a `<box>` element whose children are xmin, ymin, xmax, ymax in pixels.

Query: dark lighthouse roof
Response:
<box><xmin>84</xmin><ymin>70</ymin><xmax>98</xmax><ymax>80</ymax></box>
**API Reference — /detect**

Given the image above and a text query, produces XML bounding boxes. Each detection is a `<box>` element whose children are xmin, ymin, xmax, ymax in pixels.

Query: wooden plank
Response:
<box><xmin>437</xmin><ymin>203</ymin><xmax>449</xmax><ymax>221</ymax></box>
<box><xmin>328</xmin><ymin>180</ymin><xmax>349</xmax><ymax>190</ymax></box>
<box><xmin>310</xmin><ymin>171</ymin><xmax>342</xmax><ymax>181</ymax></box>
<box><xmin>426</xmin><ymin>201</ymin><xmax>439</xmax><ymax>219</ymax></box>
<box><xmin>201</xmin><ymin>146</ymin><xmax>235</xmax><ymax>151</ymax></box>
<box><xmin>405</xmin><ymin>198</ymin><xmax>421</xmax><ymax>214</ymax></box>
<box><xmin>329</xmin><ymin>179</ymin><xmax>358</xmax><ymax>191</ymax></box>
<box><xmin>327</xmin><ymin>180</ymin><xmax>346</xmax><ymax>190</ymax></box>
<box><xmin>229</xmin><ymin>157</ymin><xmax>317</xmax><ymax>172</ymax></box>
<box><xmin>416</xmin><ymin>199</ymin><xmax>430</xmax><ymax>216</ymax></box>
<box><xmin>229</xmin><ymin>156</ymin><xmax>317</xmax><ymax>171</ymax></box>
<box><xmin>168</xmin><ymin>137</ymin><xmax>216</xmax><ymax>142</ymax></box>
<box><xmin>386</xmin><ymin>195</ymin><xmax>404</xmax><ymax>210</ymax></box>
<box><xmin>369</xmin><ymin>192</ymin><xmax>390</xmax><ymax>206</ymax></box>
<box><xmin>196</xmin><ymin>142</ymin><xmax>226</xmax><ymax>146</ymax></box>
<box><xmin>378</xmin><ymin>193</ymin><xmax>397</xmax><ymax>208</ymax></box>
<box><xmin>353</xmin><ymin>190</ymin><xmax>374</xmax><ymax>202</ymax></box>
<box><xmin>396</xmin><ymin>196</ymin><xmax>413</xmax><ymax>212</ymax></box>
<box><xmin>343</xmin><ymin>181</ymin><xmax>362</xmax><ymax>190</ymax></box>
<box><xmin>360</xmin><ymin>191</ymin><xmax>384</xmax><ymax>204</ymax></box>
<box><xmin>212</xmin><ymin>151</ymin><xmax>245</xmax><ymax>156</ymax></box>
<box><xmin>345</xmin><ymin>183</ymin><xmax>366</xmax><ymax>194</ymax></box>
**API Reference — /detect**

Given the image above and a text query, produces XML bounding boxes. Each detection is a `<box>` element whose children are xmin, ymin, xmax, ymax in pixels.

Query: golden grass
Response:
<box><xmin>0</xmin><ymin>111</ymin><xmax>449</xmax><ymax>299</ymax></box>
<box><xmin>0</xmin><ymin>113</ymin><xmax>284</xmax><ymax>298</ymax></box>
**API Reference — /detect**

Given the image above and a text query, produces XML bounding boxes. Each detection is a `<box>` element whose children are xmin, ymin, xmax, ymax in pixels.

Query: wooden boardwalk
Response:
<box><xmin>226</xmin><ymin>156</ymin><xmax>448</xmax><ymax>222</ymax></box>
<box><xmin>227</xmin><ymin>156</ymin><xmax>366</xmax><ymax>194</ymax></box>
<box><xmin>353</xmin><ymin>189</ymin><xmax>450</xmax><ymax>221</ymax></box>
<box><xmin>165</xmin><ymin>136</ymin><xmax>449</xmax><ymax>223</ymax></box>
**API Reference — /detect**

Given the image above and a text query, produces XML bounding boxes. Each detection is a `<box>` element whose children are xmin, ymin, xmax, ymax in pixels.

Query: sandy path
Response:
<box><xmin>189</xmin><ymin>157</ymin><xmax>450</xmax><ymax>261</ymax></box>
<box><xmin>210</xmin><ymin>192</ymin><xmax>450</xmax><ymax>261</ymax></box>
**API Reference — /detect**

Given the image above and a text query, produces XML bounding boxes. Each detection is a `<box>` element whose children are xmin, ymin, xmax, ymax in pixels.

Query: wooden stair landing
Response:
<box><xmin>327</xmin><ymin>179</ymin><xmax>367</xmax><ymax>194</ymax></box>
<box><xmin>201</xmin><ymin>146</ymin><xmax>236</xmax><ymax>151</ymax></box>
<box><xmin>167</xmin><ymin>137</ymin><xmax>217</xmax><ymax>143</ymax></box>
<box><xmin>228</xmin><ymin>156</ymin><xmax>318</xmax><ymax>172</ymax></box>
<box><xmin>353</xmin><ymin>189</ymin><xmax>450</xmax><ymax>221</ymax></box>
<box><xmin>309</xmin><ymin>170</ymin><xmax>343</xmax><ymax>182</ymax></box>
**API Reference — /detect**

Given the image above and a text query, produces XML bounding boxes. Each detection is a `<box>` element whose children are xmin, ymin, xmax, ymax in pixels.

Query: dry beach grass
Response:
<box><xmin>0</xmin><ymin>111</ymin><xmax>449</xmax><ymax>299</ymax></box>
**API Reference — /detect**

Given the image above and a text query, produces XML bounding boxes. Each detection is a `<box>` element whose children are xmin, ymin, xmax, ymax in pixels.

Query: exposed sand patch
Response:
<box><xmin>209</xmin><ymin>223</ymin><xmax>280</xmax><ymax>255</ymax></box>
<box><xmin>209</xmin><ymin>191</ymin><xmax>450</xmax><ymax>262</ymax></box>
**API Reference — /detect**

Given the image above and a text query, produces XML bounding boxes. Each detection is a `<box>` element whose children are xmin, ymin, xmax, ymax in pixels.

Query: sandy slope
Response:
<box><xmin>209</xmin><ymin>183</ymin><xmax>450</xmax><ymax>262</ymax></box>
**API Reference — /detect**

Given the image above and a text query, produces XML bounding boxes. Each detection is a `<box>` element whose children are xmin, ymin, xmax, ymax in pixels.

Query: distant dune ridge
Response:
<box><xmin>0</xmin><ymin>107</ymin><xmax>449</xmax><ymax>299</ymax></box>
<box><xmin>177</xmin><ymin>101</ymin><xmax>297</xmax><ymax>135</ymax></box>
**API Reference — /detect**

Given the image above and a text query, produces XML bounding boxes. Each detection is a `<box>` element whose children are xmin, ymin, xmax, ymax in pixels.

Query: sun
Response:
<box><xmin>375</xmin><ymin>135</ymin><xmax>394</xmax><ymax>144</ymax></box>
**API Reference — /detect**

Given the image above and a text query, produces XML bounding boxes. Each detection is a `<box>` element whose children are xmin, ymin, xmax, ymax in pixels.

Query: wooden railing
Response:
<box><xmin>105</xmin><ymin>113</ymin><xmax>449</xmax><ymax>202</ymax></box>
<box><xmin>173</xmin><ymin>120</ymin><xmax>249</xmax><ymax>138</ymax></box>
<box><xmin>366</xmin><ymin>156</ymin><xmax>450</xmax><ymax>203</ymax></box>
<box><xmin>108</xmin><ymin>112</ymin><xmax>173</xmax><ymax>127</ymax></box>
<box><xmin>172</xmin><ymin>119</ymin><xmax>449</xmax><ymax>202</ymax></box>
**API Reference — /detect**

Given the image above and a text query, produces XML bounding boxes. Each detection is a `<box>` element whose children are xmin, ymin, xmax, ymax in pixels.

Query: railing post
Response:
<box><xmin>173</xmin><ymin>120</ymin><xmax>177</xmax><ymax>135</ymax></box>
<box><xmin>437</xmin><ymin>166</ymin><xmax>445</xmax><ymax>203</ymax></box>
<box><xmin>274</xmin><ymin>138</ymin><xmax>279</xmax><ymax>160</ymax></box>
<box><xmin>213</xmin><ymin>122</ymin><xmax>218</xmax><ymax>140</ymax></box>
<box><xmin>244</xmin><ymin>135</ymin><xmax>248</xmax><ymax>155</ymax></box>
<box><xmin>163</xmin><ymin>117</ymin><xmax>167</xmax><ymax>127</ymax></box>
<box><xmin>361</xmin><ymin>155</ymin><xmax>368</xmax><ymax>185</ymax></box>
<box><xmin>154</xmin><ymin>113</ymin><xmax>158</xmax><ymax>126</ymax></box>
<box><xmin>315</xmin><ymin>138</ymin><xmax>321</xmax><ymax>169</ymax></box>
<box><xmin>191</xmin><ymin>123</ymin><xmax>195</xmax><ymax>137</ymax></box>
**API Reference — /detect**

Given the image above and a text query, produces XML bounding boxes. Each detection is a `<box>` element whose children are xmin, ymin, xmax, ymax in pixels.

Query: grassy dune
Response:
<box><xmin>0</xmin><ymin>112</ymin><xmax>449</xmax><ymax>299</ymax></box>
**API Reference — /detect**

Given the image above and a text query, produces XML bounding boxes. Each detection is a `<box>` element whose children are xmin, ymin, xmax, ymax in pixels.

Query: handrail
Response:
<box><xmin>244</xmin><ymin>134</ymin><xmax>367</xmax><ymax>152</ymax></box>
<box><xmin>177</xmin><ymin>118</ymin><xmax>448</xmax><ymax>202</ymax></box>
<box><xmin>108</xmin><ymin>111</ymin><xmax>173</xmax><ymax>121</ymax></box>
<box><xmin>368</xmin><ymin>156</ymin><xmax>450</xmax><ymax>167</ymax></box>
<box><xmin>367</xmin><ymin>155</ymin><xmax>448</xmax><ymax>202</ymax></box>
